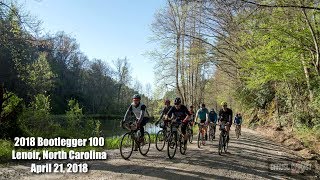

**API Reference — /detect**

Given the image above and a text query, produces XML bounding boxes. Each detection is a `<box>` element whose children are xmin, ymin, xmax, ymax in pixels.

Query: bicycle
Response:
<box><xmin>235</xmin><ymin>124</ymin><xmax>241</xmax><ymax>139</ymax></box>
<box><xmin>197</xmin><ymin>122</ymin><xmax>207</xmax><ymax>148</ymax></box>
<box><xmin>120</xmin><ymin>121</ymin><xmax>151</xmax><ymax>160</ymax></box>
<box><xmin>155</xmin><ymin>121</ymin><xmax>170</xmax><ymax>151</ymax></box>
<box><xmin>167</xmin><ymin>119</ymin><xmax>187</xmax><ymax>159</ymax></box>
<box><xmin>209</xmin><ymin>122</ymin><xmax>216</xmax><ymax>141</ymax></box>
<box><xmin>218</xmin><ymin>123</ymin><xmax>229</xmax><ymax>155</ymax></box>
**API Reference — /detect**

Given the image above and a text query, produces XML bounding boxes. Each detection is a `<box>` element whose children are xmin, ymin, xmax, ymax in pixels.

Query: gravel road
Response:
<box><xmin>0</xmin><ymin>127</ymin><xmax>319</xmax><ymax>180</ymax></box>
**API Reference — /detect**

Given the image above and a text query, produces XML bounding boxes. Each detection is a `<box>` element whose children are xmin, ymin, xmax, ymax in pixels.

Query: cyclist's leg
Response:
<box><xmin>181</xmin><ymin>123</ymin><xmax>187</xmax><ymax>142</ymax></box>
<box><xmin>140</xmin><ymin>117</ymin><xmax>149</xmax><ymax>139</ymax></box>
<box><xmin>226</xmin><ymin>124</ymin><xmax>230</xmax><ymax>142</ymax></box>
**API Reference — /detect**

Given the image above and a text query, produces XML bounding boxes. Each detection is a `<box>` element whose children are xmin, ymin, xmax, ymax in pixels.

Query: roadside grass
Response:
<box><xmin>293</xmin><ymin>125</ymin><xmax>320</xmax><ymax>153</ymax></box>
<box><xmin>105</xmin><ymin>134</ymin><xmax>157</xmax><ymax>149</ymax></box>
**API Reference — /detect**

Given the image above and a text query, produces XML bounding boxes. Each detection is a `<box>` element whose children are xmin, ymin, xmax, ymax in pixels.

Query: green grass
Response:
<box><xmin>293</xmin><ymin>124</ymin><xmax>320</xmax><ymax>151</ymax></box>
<box><xmin>105</xmin><ymin>134</ymin><xmax>157</xmax><ymax>150</ymax></box>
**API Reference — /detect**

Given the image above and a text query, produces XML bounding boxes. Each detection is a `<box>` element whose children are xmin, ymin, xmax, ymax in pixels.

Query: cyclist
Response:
<box><xmin>234</xmin><ymin>113</ymin><xmax>242</xmax><ymax>135</ymax></box>
<box><xmin>189</xmin><ymin>105</ymin><xmax>195</xmax><ymax>126</ymax></box>
<box><xmin>208</xmin><ymin>108</ymin><xmax>218</xmax><ymax>139</ymax></box>
<box><xmin>155</xmin><ymin>99</ymin><xmax>172</xmax><ymax>127</ymax></box>
<box><xmin>218</xmin><ymin>102</ymin><xmax>233</xmax><ymax>143</ymax></box>
<box><xmin>167</xmin><ymin>97</ymin><xmax>191</xmax><ymax>145</ymax></box>
<box><xmin>122</xmin><ymin>94</ymin><xmax>150</xmax><ymax>145</ymax></box>
<box><xmin>195</xmin><ymin>103</ymin><xmax>209</xmax><ymax>141</ymax></box>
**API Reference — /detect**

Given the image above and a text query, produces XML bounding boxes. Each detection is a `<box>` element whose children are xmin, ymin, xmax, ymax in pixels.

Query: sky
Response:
<box><xmin>19</xmin><ymin>0</ymin><xmax>166</xmax><ymax>92</ymax></box>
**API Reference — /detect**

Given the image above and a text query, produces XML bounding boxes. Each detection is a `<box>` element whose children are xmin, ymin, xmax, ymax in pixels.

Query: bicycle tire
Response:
<box><xmin>139</xmin><ymin>131</ymin><xmax>151</xmax><ymax>156</ymax></box>
<box><xmin>120</xmin><ymin>132</ymin><xmax>134</xmax><ymax>160</ymax></box>
<box><xmin>156</xmin><ymin>130</ymin><xmax>165</xmax><ymax>151</ymax></box>
<box><xmin>180</xmin><ymin>134</ymin><xmax>187</xmax><ymax>155</ymax></box>
<box><xmin>167</xmin><ymin>132</ymin><xmax>177</xmax><ymax>159</ymax></box>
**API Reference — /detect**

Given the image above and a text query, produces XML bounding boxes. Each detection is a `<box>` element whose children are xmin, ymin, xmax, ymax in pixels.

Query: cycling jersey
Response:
<box><xmin>124</xmin><ymin>102</ymin><xmax>150</xmax><ymax>122</ymax></box>
<box><xmin>167</xmin><ymin>105</ymin><xmax>191</xmax><ymax>122</ymax></box>
<box><xmin>160</xmin><ymin>105</ymin><xmax>172</xmax><ymax>120</ymax></box>
<box><xmin>234</xmin><ymin>116</ymin><xmax>242</xmax><ymax>125</ymax></box>
<box><xmin>197</xmin><ymin>108</ymin><xmax>209</xmax><ymax>120</ymax></box>
<box><xmin>218</xmin><ymin>108</ymin><xmax>233</xmax><ymax>124</ymax></box>
<box><xmin>209</xmin><ymin>111</ymin><xmax>218</xmax><ymax>123</ymax></box>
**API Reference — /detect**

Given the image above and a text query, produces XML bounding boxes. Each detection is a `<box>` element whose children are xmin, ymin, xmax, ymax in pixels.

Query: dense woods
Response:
<box><xmin>1</xmin><ymin>0</ymin><xmax>319</xmax><ymax>152</ymax></box>
<box><xmin>0</xmin><ymin>1</ymin><xmax>152</xmax><ymax>139</ymax></box>
<box><xmin>150</xmin><ymin>0</ymin><xmax>320</xmax><ymax>150</ymax></box>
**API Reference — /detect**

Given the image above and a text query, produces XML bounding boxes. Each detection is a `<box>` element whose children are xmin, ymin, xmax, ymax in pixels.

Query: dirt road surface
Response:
<box><xmin>0</xmin><ymin>127</ymin><xmax>319</xmax><ymax>180</ymax></box>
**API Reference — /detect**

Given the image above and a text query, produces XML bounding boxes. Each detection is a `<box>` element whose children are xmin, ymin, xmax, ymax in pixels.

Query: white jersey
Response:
<box><xmin>130</xmin><ymin>102</ymin><xmax>149</xmax><ymax>119</ymax></box>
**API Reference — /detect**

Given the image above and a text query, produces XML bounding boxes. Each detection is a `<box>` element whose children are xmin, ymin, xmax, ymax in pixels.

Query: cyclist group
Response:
<box><xmin>121</xmin><ymin>94</ymin><xmax>243</xmax><ymax>158</ymax></box>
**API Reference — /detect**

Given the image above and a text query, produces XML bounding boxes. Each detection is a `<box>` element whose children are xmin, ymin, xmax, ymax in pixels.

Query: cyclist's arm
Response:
<box><xmin>214</xmin><ymin>113</ymin><xmax>218</xmax><ymax>123</ymax></box>
<box><xmin>228</xmin><ymin>110</ymin><xmax>233</xmax><ymax>125</ymax></box>
<box><xmin>194</xmin><ymin>110</ymin><xmax>199</xmax><ymax>123</ymax></box>
<box><xmin>123</xmin><ymin>105</ymin><xmax>132</xmax><ymax>122</ymax></box>
<box><xmin>159</xmin><ymin>108</ymin><xmax>165</xmax><ymax>121</ymax></box>
<box><xmin>184</xmin><ymin>107</ymin><xmax>191</xmax><ymax>122</ymax></box>
<box><xmin>138</xmin><ymin>105</ymin><xmax>147</xmax><ymax>124</ymax></box>
<box><xmin>167</xmin><ymin>107</ymin><xmax>174</xmax><ymax>120</ymax></box>
<box><xmin>206</xmin><ymin>109</ymin><xmax>209</xmax><ymax>123</ymax></box>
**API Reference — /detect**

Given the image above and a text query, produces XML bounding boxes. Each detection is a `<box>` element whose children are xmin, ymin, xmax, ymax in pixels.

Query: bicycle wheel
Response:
<box><xmin>167</xmin><ymin>132</ymin><xmax>177</xmax><ymax>159</ymax></box>
<box><xmin>156</xmin><ymin>130</ymin><xmax>165</xmax><ymax>151</ymax></box>
<box><xmin>139</xmin><ymin>131</ymin><xmax>151</xmax><ymax>156</ymax></box>
<box><xmin>224</xmin><ymin>135</ymin><xmax>228</xmax><ymax>153</ymax></box>
<box><xmin>120</xmin><ymin>132</ymin><xmax>134</xmax><ymax>160</ymax></box>
<box><xmin>218</xmin><ymin>133</ymin><xmax>223</xmax><ymax>155</ymax></box>
<box><xmin>180</xmin><ymin>134</ymin><xmax>187</xmax><ymax>155</ymax></box>
<box><xmin>197</xmin><ymin>132</ymin><xmax>202</xmax><ymax>148</ymax></box>
<box><xmin>188</xmin><ymin>128</ymin><xmax>193</xmax><ymax>143</ymax></box>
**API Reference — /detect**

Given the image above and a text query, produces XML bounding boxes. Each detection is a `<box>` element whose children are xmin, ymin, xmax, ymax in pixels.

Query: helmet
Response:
<box><xmin>174</xmin><ymin>97</ymin><xmax>181</xmax><ymax>105</ymax></box>
<box><xmin>132</xmin><ymin>94</ymin><xmax>141</xmax><ymax>100</ymax></box>
<box><xmin>165</xmin><ymin>99</ymin><xmax>170</xmax><ymax>105</ymax></box>
<box><xmin>221</xmin><ymin>101</ymin><xmax>227</xmax><ymax>106</ymax></box>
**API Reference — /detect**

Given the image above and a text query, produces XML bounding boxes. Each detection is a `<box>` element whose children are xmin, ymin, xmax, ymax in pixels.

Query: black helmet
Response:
<box><xmin>132</xmin><ymin>94</ymin><xmax>141</xmax><ymax>100</ymax></box>
<box><xmin>174</xmin><ymin>97</ymin><xmax>181</xmax><ymax>105</ymax></box>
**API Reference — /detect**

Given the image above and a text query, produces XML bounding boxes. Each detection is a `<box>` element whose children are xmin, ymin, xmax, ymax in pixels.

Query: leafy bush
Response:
<box><xmin>18</xmin><ymin>94</ymin><xmax>57</xmax><ymax>138</ymax></box>
<box><xmin>0</xmin><ymin>140</ymin><xmax>13</xmax><ymax>163</ymax></box>
<box><xmin>0</xmin><ymin>92</ymin><xmax>24</xmax><ymax>139</ymax></box>
<box><xmin>65</xmin><ymin>99</ymin><xmax>101</xmax><ymax>138</ymax></box>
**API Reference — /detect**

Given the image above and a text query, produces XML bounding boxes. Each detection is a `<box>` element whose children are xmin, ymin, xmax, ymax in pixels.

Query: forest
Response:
<box><xmin>0</xmin><ymin>1</ymin><xmax>154</xmax><ymax>140</ymax></box>
<box><xmin>1</xmin><ymin>0</ymin><xmax>320</xmax><ymax>155</ymax></box>
<box><xmin>150</xmin><ymin>0</ymin><xmax>320</xmax><ymax>152</ymax></box>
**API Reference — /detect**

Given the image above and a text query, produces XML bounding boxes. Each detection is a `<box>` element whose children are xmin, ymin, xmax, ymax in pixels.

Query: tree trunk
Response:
<box><xmin>301</xmin><ymin>54</ymin><xmax>314</xmax><ymax>101</ymax></box>
<box><xmin>0</xmin><ymin>83</ymin><xmax>4</xmax><ymax>121</ymax></box>
<box><xmin>176</xmin><ymin>35</ymin><xmax>183</xmax><ymax>100</ymax></box>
